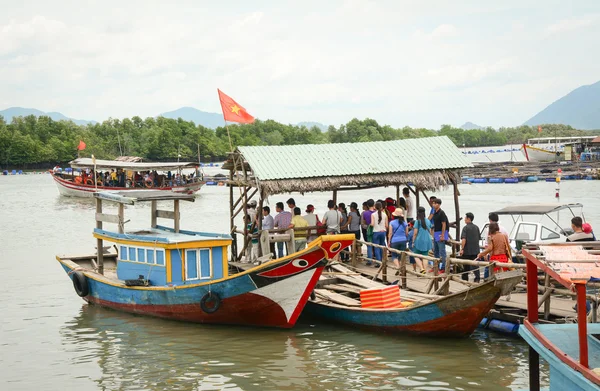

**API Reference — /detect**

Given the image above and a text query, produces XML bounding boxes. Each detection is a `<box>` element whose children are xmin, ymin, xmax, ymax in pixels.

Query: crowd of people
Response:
<box><xmin>243</xmin><ymin>190</ymin><xmax>597</xmax><ymax>283</ymax></box>
<box><xmin>59</xmin><ymin>167</ymin><xmax>198</xmax><ymax>188</ymax></box>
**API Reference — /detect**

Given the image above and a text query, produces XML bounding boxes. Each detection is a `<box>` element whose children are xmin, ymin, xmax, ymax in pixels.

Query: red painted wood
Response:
<box><xmin>87</xmin><ymin>292</ymin><xmax>294</xmax><ymax>328</ymax></box>
<box><xmin>522</xmin><ymin>248</ymin><xmax>573</xmax><ymax>290</ymax></box>
<box><xmin>576</xmin><ymin>283</ymin><xmax>589</xmax><ymax>368</ymax></box>
<box><xmin>526</xmin><ymin>258</ymin><xmax>539</xmax><ymax>323</ymax></box>
<box><xmin>523</xmin><ymin>320</ymin><xmax>600</xmax><ymax>386</ymax></box>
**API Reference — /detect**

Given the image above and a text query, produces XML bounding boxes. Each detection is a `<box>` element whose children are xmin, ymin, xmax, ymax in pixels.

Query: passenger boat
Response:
<box><xmin>52</xmin><ymin>157</ymin><xmax>204</xmax><ymax>197</ymax></box>
<box><xmin>56</xmin><ymin>191</ymin><xmax>354</xmax><ymax>328</ymax></box>
<box><xmin>521</xmin><ymin>136</ymin><xmax>597</xmax><ymax>162</ymax></box>
<box><xmin>304</xmin><ymin>263</ymin><xmax>522</xmax><ymax>337</ymax></box>
<box><xmin>520</xmin><ymin>243</ymin><xmax>600</xmax><ymax>390</ymax></box>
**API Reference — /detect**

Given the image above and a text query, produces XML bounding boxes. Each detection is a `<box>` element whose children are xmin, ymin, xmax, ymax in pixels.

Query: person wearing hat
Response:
<box><xmin>583</xmin><ymin>223</ymin><xmax>596</xmax><ymax>240</ymax></box>
<box><xmin>385</xmin><ymin>197</ymin><xmax>396</xmax><ymax>219</ymax></box>
<box><xmin>388</xmin><ymin>208</ymin><xmax>409</xmax><ymax>274</ymax></box>
<box><xmin>567</xmin><ymin>217</ymin><xmax>595</xmax><ymax>242</ymax></box>
<box><xmin>303</xmin><ymin>204</ymin><xmax>320</xmax><ymax>242</ymax></box>
<box><xmin>247</xmin><ymin>199</ymin><xmax>258</xmax><ymax>225</ymax></box>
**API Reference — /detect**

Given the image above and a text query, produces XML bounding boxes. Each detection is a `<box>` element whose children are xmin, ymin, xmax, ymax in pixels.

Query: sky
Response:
<box><xmin>1</xmin><ymin>0</ymin><xmax>599</xmax><ymax>129</ymax></box>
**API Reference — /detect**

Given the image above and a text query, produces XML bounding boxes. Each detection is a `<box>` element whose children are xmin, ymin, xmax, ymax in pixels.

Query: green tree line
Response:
<box><xmin>0</xmin><ymin>114</ymin><xmax>598</xmax><ymax>167</ymax></box>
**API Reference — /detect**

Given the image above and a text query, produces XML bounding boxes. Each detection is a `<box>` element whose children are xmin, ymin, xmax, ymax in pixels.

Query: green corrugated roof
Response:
<box><xmin>237</xmin><ymin>136</ymin><xmax>472</xmax><ymax>181</ymax></box>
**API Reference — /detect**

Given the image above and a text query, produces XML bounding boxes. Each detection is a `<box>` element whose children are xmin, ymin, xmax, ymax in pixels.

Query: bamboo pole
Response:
<box><xmin>96</xmin><ymin>197</ymin><xmax>104</xmax><ymax>275</ymax></box>
<box><xmin>400</xmin><ymin>251</ymin><xmax>407</xmax><ymax>289</ymax></box>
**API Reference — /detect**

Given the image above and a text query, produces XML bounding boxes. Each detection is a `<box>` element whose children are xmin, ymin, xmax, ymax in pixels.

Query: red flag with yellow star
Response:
<box><xmin>217</xmin><ymin>89</ymin><xmax>255</xmax><ymax>124</ymax></box>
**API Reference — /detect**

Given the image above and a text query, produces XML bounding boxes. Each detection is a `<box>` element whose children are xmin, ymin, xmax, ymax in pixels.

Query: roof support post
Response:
<box><xmin>526</xmin><ymin>259</ymin><xmax>539</xmax><ymax>323</ymax></box>
<box><xmin>332</xmin><ymin>190</ymin><xmax>337</xmax><ymax>206</ymax></box>
<box><xmin>118</xmin><ymin>203</ymin><xmax>124</xmax><ymax>234</ymax></box>
<box><xmin>576</xmin><ymin>282</ymin><xmax>589</xmax><ymax>368</ymax></box>
<box><xmin>151</xmin><ymin>200</ymin><xmax>157</xmax><ymax>228</ymax></box>
<box><xmin>96</xmin><ymin>197</ymin><xmax>104</xmax><ymax>275</ymax></box>
<box><xmin>174</xmin><ymin>200</ymin><xmax>180</xmax><ymax>233</ymax></box>
<box><xmin>229</xmin><ymin>160</ymin><xmax>237</xmax><ymax>261</ymax></box>
<box><xmin>451</xmin><ymin>175</ymin><xmax>460</xmax><ymax>246</ymax></box>
<box><xmin>395</xmin><ymin>185</ymin><xmax>400</xmax><ymax>208</ymax></box>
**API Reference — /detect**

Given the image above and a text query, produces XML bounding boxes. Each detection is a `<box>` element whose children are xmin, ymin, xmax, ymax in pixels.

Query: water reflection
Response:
<box><xmin>61</xmin><ymin>305</ymin><xmax>542</xmax><ymax>390</ymax></box>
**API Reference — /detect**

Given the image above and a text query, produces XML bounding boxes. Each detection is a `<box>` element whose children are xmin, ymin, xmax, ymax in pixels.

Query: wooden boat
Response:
<box><xmin>52</xmin><ymin>157</ymin><xmax>204</xmax><ymax>197</ymax></box>
<box><xmin>56</xmin><ymin>190</ymin><xmax>354</xmax><ymax>328</ymax></box>
<box><xmin>520</xmin><ymin>243</ymin><xmax>600</xmax><ymax>391</ymax></box>
<box><xmin>304</xmin><ymin>264</ymin><xmax>522</xmax><ymax>337</ymax></box>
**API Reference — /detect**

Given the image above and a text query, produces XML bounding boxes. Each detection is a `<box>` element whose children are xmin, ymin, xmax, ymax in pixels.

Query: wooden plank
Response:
<box><xmin>156</xmin><ymin>209</ymin><xmax>176</xmax><ymax>219</ymax></box>
<box><xmin>326</xmin><ymin>284</ymin><xmax>361</xmax><ymax>294</ymax></box>
<box><xmin>95</xmin><ymin>212</ymin><xmax>120</xmax><ymax>224</ymax></box>
<box><xmin>314</xmin><ymin>289</ymin><xmax>361</xmax><ymax>307</ymax></box>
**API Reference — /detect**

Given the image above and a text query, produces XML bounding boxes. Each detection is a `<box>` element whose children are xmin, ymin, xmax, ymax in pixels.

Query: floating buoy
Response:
<box><xmin>489</xmin><ymin>178</ymin><xmax>503</xmax><ymax>183</ymax></box>
<box><xmin>488</xmin><ymin>319</ymin><xmax>519</xmax><ymax>334</ymax></box>
<box><xmin>472</xmin><ymin>178</ymin><xmax>487</xmax><ymax>183</ymax></box>
<box><xmin>504</xmin><ymin>178</ymin><xmax>518</xmax><ymax>183</ymax></box>
<box><xmin>526</xmin><ymin>176</ymin><xmax>538</xmax><ymax>182</ymax></box>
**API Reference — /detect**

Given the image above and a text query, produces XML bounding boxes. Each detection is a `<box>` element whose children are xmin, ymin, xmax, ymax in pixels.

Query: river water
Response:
<box><xmin>2</xmin><ymin>173</ymin><xmax>599</xmax><ymax>390</ymax></box>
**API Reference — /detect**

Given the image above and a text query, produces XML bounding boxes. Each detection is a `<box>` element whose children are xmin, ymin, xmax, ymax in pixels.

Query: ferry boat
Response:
<box><xmin>305</xmin><ymin>264</ymin><xmax>522</xmax><ymax>337</ymax></box>
<box><xmin>521</xmin><ymin>136</ymin><xmax>597</xmax><ymax>162</ymax></box>
<box><xmin>56</xmin><ymin>191</ymin><xmax>354</xmax><ymax>328</ymax></box>
<box><xmin>52</xmin><ymin>157</ymin><xmax>204</xmax><ymax>197</ymax></box>
<box><xmin>520</xmin><ymin>243</ymin><xmax>600</xmax><ymax>390</ymax></box>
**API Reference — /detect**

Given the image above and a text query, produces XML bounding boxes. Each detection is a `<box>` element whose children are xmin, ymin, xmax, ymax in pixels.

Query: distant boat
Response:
<box><xmin>521</xmin><ymin>136</ymin><xmax>597</xmax><ymax>162</ymax></box>
<box><xmin>52</xmin><ymin>157</ymin><xmax>204</xmax><ymax>197</ymax></box>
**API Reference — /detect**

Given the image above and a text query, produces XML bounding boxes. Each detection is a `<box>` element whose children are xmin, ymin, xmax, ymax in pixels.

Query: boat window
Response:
<box><xmin>541</xmin><ymin>227</ymin><xmax>560</xmax><ymax>240</ymax></box>
<box><xmin>185</xmin><ymin>249</ymin><xmax>211</xmax><ymax>280</ymax></box>
<box><xmin>515</xmin><ymin>223</ymin><xmax>537</xmax><ymax>242</ymax></box>
<box><xmin>186</xmin><ymin>250</ymin><xmax>198</xmax><ymax>279</ymax></box>
<box><xmin>156</xmin><ymin>250</ymin><xmax>165</xmax><ymax>266</ymax></box>
<box><xmin>146</xmin><ymin>249</ymin><xmax>155</xmax><ymax>264</ymax></box>
<box><xmin>128</xmin><ymin>247</ymin><xmax>136</xmax><ymax>262</ymax></box>
<box><xmin>137</xmin><ymin>248</ymin><xmax>146</xmax><ymax>263</ymax></box>
<box><xmin>120</xmin><ymin>246</ymin><xmax>127</xmax><ymax>260</ymax></box>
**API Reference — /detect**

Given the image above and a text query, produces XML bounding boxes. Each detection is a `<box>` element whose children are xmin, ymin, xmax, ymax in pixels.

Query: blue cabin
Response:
<box><xmin>91</xmin><ymin>191</ymin><xmax>231</xmax><ymax>287</ymax></box>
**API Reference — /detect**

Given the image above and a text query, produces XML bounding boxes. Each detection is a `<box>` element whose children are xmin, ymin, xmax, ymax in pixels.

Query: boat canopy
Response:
<box><xmin>492</xmin><ymin>203</ymin><xmax>583</xmax><ymax>215</ymax></box>
<box><xmin>69</xmin><ymin>157</ymin><xmax>198</xmax><ymax>171</ymax></box>
<box><xmin>94</xmin><ymin>190</ymin><xmax>196</xmax><ymax>205</ymax></box>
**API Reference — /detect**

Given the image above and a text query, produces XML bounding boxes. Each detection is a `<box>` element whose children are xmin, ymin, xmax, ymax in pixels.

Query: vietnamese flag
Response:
<box><xmin>538</xmin><ymin>125</ymin><xmax>542</xmax><ymax>134</ymax></box>
<box><xmin>218</xmin><ymin>89</ymin><xmax>255</xmax><ymax>124</ymax></box>
<box><xmin>77</xmin><ymin>140</ymin><xmax>86</xmax><ymax>150</ymax></box>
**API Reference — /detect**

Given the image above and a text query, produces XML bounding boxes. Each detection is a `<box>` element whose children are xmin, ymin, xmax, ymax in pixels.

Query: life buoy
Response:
<box><xmin>85</xmin><ymin>179</ymin><xmax>94</xmax><ymax>185</ymax></box>
<box><xmin>72</xmin><ymin>271</ymin><xmax>89</xmax><ymax>297</ymax></box>
<box><xmin>200</xmin><ymin>292</ymin><xmax>221</xmax><ymax>313</ymax></box>
<box><xmin>144</xmin><ymin>178</ymin><xmax>153</xmax><ymax>188</ymax></box>
<box><xmin>74</xmin><ymin>177</ymin><xmax>83</xmax><ymax>184</ymax></box>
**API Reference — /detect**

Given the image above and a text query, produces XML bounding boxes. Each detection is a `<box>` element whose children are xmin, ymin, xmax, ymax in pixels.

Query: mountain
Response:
<box><xmin>460</xmin><ymin>122</ymin><xmax>485</xmax><ymax>130</ymax></box>
<box><xmin>297</xmin><ymin>121</ymin><xmax>328</xmax><ymax>131</ymax></box>
<box><xmin>524</xmin><ymin>80</ymin><xmax>600</xmax><ymax>130</ymax></box>
<box><xmin>159</xmin><ymin>107</ymin><xmax>224</xmax><ymax>129</ymax></box>
<box><xmin>0</xmin><ymin>107</ymin><xmax>96</xmax><ymax>125</ymax></box>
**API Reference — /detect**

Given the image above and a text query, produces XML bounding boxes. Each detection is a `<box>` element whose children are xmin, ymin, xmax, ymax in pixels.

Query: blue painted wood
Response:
<box><xmin>519</xmin><ymin>324</ymin><xmax>600</xmax><ymax>391</ymax></box>
<box><xmin>306</xmin><ymin>300</ymin><xmax>445</xmax><ymax>327</ymax></box>
<box><xmin>212</xmin><ymin>247</ymin><xmax>224</xmax><ymax>279</ymax></box>
<box><xmin>155</xmin><ymin>225</ymin><xmax>232</xmax><ymax>239</ymax></box>
<box><xmin>116</xmin><ymin>261</ymin><xmax>167</xmax><ymax>286</ymax></box>
<box><xmin>61</xmin><ymin>263</ymin><xmax>257</xmax><ymax>304</ymax></box>
<box><xmin>170</xmin><ymin>249</ymin><xmax>183</xmax><ymax>284</ymax></box>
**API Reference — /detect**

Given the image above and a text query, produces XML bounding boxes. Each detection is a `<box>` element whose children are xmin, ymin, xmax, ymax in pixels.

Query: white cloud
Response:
<box><xmin>0</xmin><ymin>1</ymin><xmax>599</xmax><ymax>129</ymax></box>
<box><xmin>430</xmin><ymin>24</ymin><xmax>459</xmax><ymax>38</ymax></box>
<box><xmin>546</xmin><ymin>15</ymin><xmax>597</xmax><ymax>33</ymax></box>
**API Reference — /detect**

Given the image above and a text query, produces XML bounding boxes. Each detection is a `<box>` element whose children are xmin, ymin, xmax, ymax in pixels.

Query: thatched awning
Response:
<box><xmin>226</xmin><ymin>136</ymin><xmax>472</xmax><ymax>196</ymax></box>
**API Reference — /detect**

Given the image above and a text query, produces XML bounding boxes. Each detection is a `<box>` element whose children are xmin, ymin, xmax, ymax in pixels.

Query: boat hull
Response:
<box><xmin>521</xmin><ymin>144</ymin><xmax>562</xmax><ymax>162</ymax></box>
<box><xmin>58</xmin><ymin>235</ymin><xmax>354</xmax><ymax>328</ymax></box>
<box><xmin>519</xmin><ymin>322</ymin><xmax>600</xmax><ymax>391</ymax></box>
<box><xmin>305</xmin><ymin>272</ymin><xmax>522</xmax><ymax>337</ymax></box>
<box><xmin>52</xmin><ymin>173</ymin><xmax>203</xmax><ymax>197</ymax></box>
